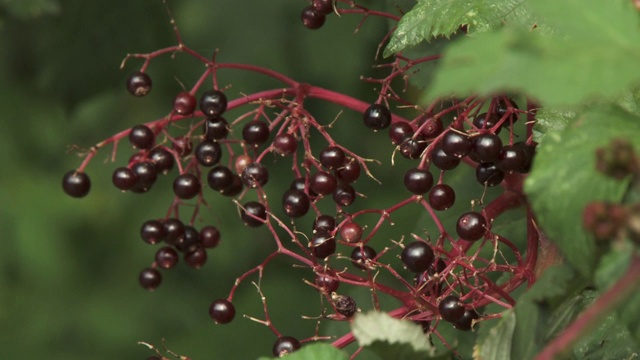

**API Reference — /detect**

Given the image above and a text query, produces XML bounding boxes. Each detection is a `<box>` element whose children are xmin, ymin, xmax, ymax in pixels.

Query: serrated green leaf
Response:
<box><xmin>474</xmin><ymin>310</ymin><xmax>516</xmax><ymax>360</ymax></box>
<box><xmin>594</xmin><ymin>241</ymin><xmax>634</xmax><ymax>290</ymax></box>
<box><xmin>572</xmin><ymin>311</ymin><xmax>640</xmax><ymax>359</ymax></box>
<box><xmin>532</xmin><ymin>106</ymin><xmax>576</xmax><ymax>144</ymax></box>
<box><xmin>352</xmin><ymin>311</ymin><xmax>450</xmax><ymax>359</ymax></box>
<box><xmin>384</xmin><ymin>0</ymin><xmax>529</xmax><ymax>57</ymax></box>
<box><xmin>524</xmin><ymin>106</ymin><xmax>640</xmax><ymax>278</ymax></box>
<box><xmin>427</xmin><ymin>0</ymin><xmax>640</xmax><ymax>106</ymax></box>
<box><xmin>257</xmin><ymin>343</ymin><xmax>349</xmax><ymax>360</ymax></box>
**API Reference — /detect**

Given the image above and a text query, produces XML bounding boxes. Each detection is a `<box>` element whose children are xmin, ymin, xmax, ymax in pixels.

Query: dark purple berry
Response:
<box><xmin>173</xmin><ymin>173</ymin><xmax>201</xmax><ymax>199</ymax></box>
<box><xmin>339</xmin><ymin>221</ymin><xmax>362</xmax><ymax>243</ymax></box>
<box><xmin>195</xmin><ymin>140</ymin><xmax>222</xmax><ymax>167</ymax></box>
<box><xmin>175</xmin><ymin>225</ymin><xmax>201</xmax><ymax>254</ymax></box>
<box><xmin>139</xmin><ymin>268</ymin><xmax>161</xmax><ymax>291</ymax></box>
<box><xmin>453</xmin><ymin>309</ymin><xmax>480</xmax><ymax>331</ymax></box>
<box><xmin>404</xmin><ymin>167</ymin><xmax>434</xmax><ymax>194</ymax></box>
<box><xmin>140</xmin><ymin>219</ymin><xmax>166</xmax><ymax>245</ymax></box>
<box><xmin>126</xmin><ymin>71</ymin><xmax>152</xmax><ymax>97</ymax></box>
<box><xmin>163</xmin><ymin>218</ymin><xmax>185</xmax><ymax>245</ymax></box>
<box><xmin>222</xmin><ymin>175</ymin><xmax>243</xmax><ymax>197</ymax></box>
<box><xmin>173</xmin><ymin>91</ymin><xmax>197</xmax><ymax>115</ymax></box>
<box><xmin>439</xmin><ymin>295</ymin><xmax>465</xmax><ymax>322</ymax></box>
<box><xmin>351</xmin><ymin>246</ymin><xmax>377</xmax><ymax>270</ymax></box>
<box><xmin>199</xmin><ymin>89</ymin><xmax>228</xmax><ymax>118</ymax></box>
<box><xmin>431</xmin><ymin>144</ymin><xmax>460</xmax><ymax>170</ymax></box>
<box><xmin>475</xmin><ymin>162</ymin><xmax>505</xmax><ymax>187</ymax></box>
<box><xmin>456</xmin><ymin>211</ymin><xmax>487</xmax><ymax>241</ymax></box>
<box><xmin>62</xmin><ymin>170</ymin><xmax>91</xmax><ymax>198</ymax></box>
<box><xmin>172</xmin><ymin>136</ymin><xmax>193</xmax><ymax>157</ymax></box>
<box><xmin>209</xmin><ymin>299</ymin><xmax>235</xmax><ymax>324</ymax></box>
<box><xmin>242</xmin><ymin>120</ymin><xmax>270</xmax><ymax>147</ymax></box>
<box><xmin>335</xmin><ymin>158</ymin><xmax>361</xmax><ymax>183</ymax></box>
<box><xmin>155</xmin><ymin>246</ymin><xmax>179</xmax><ymax>269</ymax></box>
<box><xmin>442</xmin><ymin>130</ymin><xmax>471</xmax><ymax>158</ymax></box>
<box><xmin>389</xmin><ymin>121</ymin><xmax>413</xmax><ymax>145</ymax></box>
<box><xmin>241</xmin><ymin>162</ymin><xmax>269</xmax><ymax>189</ymax></box>
<box><xmin>332</xmin><ymin>183</ymin><xmax>356</xmax><ymax>207</ymax></box>
<box><xmin>312</xmin><ymin>0</ymin><xmax>334</xmax><ymax>15</ymax></box>
<box><xmin>273</xmin><ymin>336</ymin><xmax>301</xmax><ymax>357</ymax></box>
<box><xmin>429</xmin><ymin>184</ymin><xmax>455</xmax><ymax>211</ymax></box>
<box><xmin>112</xmin><ymin>167</ymin><xmax>138</xmax><ymax>191</ymax></box>
<box><xmin>148</xmin><ymin>147</ymin><xmax>175</xmax><ymax>174</ymax></box>
<box><xmin>301</xmin><ymin>6</ymin><xmax>326</xmax><ymax>29</ymax></box>
<box><xmin>315</xmin><ymin>272</ymin><xmax>340</xmax><ymax>293</ymax></box>
<box><xmin>311</xmin><ymin>231</ymin><xmax>336</xmax><ymax>258</ymax></box>
<box><xmin>241</xmin><ymin>201</ymin><xmax>267</xmax><ymax>227</ymax></box>
<box><xmin>273</xmin><ymin>133</ymin><xmax>298</xmax><ymax>156</ymax></box>
<box><xmin>313</xmin><ymin>215</ymin><xmax>336</xmax><ymax>233</ymax></box>
<box><xmin>203</xmin><ymin>117</ymin><xmax>229</xmax><ymax>140</ymax></box>
<box><xmin>496</xmin><ymin>144</ymin><xmax>528</xmax><ymax>173</ymax></box>
<box><xmin>128</xmin><ymin>124</ymin><xmax>155</xmax><ymax>150</ymax></box>
<box><xmin>200</xmin><ymin>226</ymin><xmax>220</xmax><ymax>248</ymax></box>
<box><xmin>363</xmin><ymin>103</ymin><xmax>392</xmax><ymax>130</ymax></box>
<box><xmin>400</xmin><ymin>135</ymin><xmax>428</xmax><ymax>160</ymax></box>
<box><xmin>420</xmin><ymin>118</ymin><xmax>444</xmax><ymax>139</ymax></box>
<box><xmin>470</xmin><ymin>133</ymin><xmax>502</xmax><ymax>163</ymax></box>
<box><xmin>282</xmin><ymin>189</ymin><xmax>310</xmax><ymax>218</ymax></box>
<box><xmin>131</xmin><ymin>161</ymin><xmax>158</xmax><ymax>193</ymax></box>
<box><xmin>310</xmin><ymin>171</ymin><xmax>337</xmax><ymax>195</ymax></box>
<box><xmin>473</xmin><ymin>112</ymin><xmax>501</xmax><ymax>134</ymax></box>
<box><xmin>401</xmin><ymin>241</ymin><xmax>435</xmax><ymax>273</ymax></box>
<box><xmin>185</xmin><ymin>247</ymin><xmax>207</xmax><ymax>269</ymax></box>
<box><xmin>319</xmin><ymin>146</ymin><xmax>346</xmax><ymax>170</ymax></box>
<box><xmin>207</xmin><ymin>166</ymin><xmax>234</xmax><ymax>192</ymax></box>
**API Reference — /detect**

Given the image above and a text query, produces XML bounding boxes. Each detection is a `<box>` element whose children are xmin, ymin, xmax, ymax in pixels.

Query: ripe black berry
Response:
<box><xmin>401</xmin><ymin>241</ymin><xmax>435</xmax><ymax>273</ymax></box>
<box><xmin>175</xmin><ymin>225</ymin><xmax>201</xmax><ymax>254</ymax></box>
<box><xmin>335</xmin><ymin>158</ymin><xmax>361</xmax><ymax>183</ymax></box>
<box><xmin>62</xmin><ymin>170</ymin><xmax>91</xmax><ymax>198</ymax></box>
<box><xmin>185</xmin><ymin>247</ymin><xmax>207</xmax><ymax>269</ymax></box>
<box><xmin>199</xmin><ymin>89</ymin><xmax>228</xmax><ymax>118</ymax></box>
<box><xmin>456</xmin><ymin>211</ymin><xmax>487</xmax><ymax>241</ymax></box>
<box><xmin>241</xmin><ymin>162</ymin><xmax>269</xmax><ymax>189</ymax></box>
<box><xmin>332</xmin><ymin>293</ymin><xmax>357</xmax><ymax>317</ymax></box>
<box><xmin>496</xmin><ymin>145</ymin><xmax>528</xmax><ymax>173</ymax></box>
<box><xmin>301</xmin><ymin>6</ymin><xmax>326</xmax><ymax>29</ymax></box>
<box><xmin>473</xmin><ymin>112</ymin><xmax>501</xmax><ymax>134</ymax></box>
<box><xmin>207</xmin><ymin>166</ymin><xmax>235</xmax><ymax>192</ymax></box>
<box><xmin>315</xmin><ymin>272</ymin><xmax>340</xmax><ymax>293</ymax></box>
<box><xmin>272</xmin><ymin>133</ymin><xmax>298</xmax><ymax>156</ymax></box>
<box><xmin>173</xmin><ymin>91</ymin><xmax>197</xmax><ymax>115</ymax></box>
<box><xmin>420</xmin><ymin>118</ymin><xmax>444</xmax><ymax>138</ymax></box>
<box><xmin>148</xmin><ymin>147</ymin><xmax>175</xmax><ymax>174</ymax></box>
<box><xmin>475</xmin><ymin>162</ymin><xmax>505</xmax><ymax>187</ymax></box>
<box><xmin>282</xmin><ymin>189</ymin><xmax>310</xmax><ymax>218</ymax></box>
<box><xmin>438</xmin><ymin>295</ymin><xmax>465</xmax><ymax>322</ymax></box>
<box><xmin>173</xmin><ymin>173</ymin><xmax>201</xmax><ymax>199</ymax></box>
<box><xmin>112</xmin><ymin>167</ymin><xmax>138</xmax><ymax>191</ymax></box>
<box><xmin>311</xmin><ymin>231</ymin><xmax>336</xmax><ymax>258</ymax></box>
<box><xmin>389</xmin><ymin>121</ymin><xmax>413</xmax><ymax>145</ymax></box>
<box><xmin>128</xmin><ymin>124</ymin><xmax>155</xmax><ymax>150</ymax></box>
<box><xmin>194</xmin><ymin>140</ymin><xmax>222</xmax><ymax>167</ymax></box>
<box><xmin>351</xmin><ymin>245</ymin><xmax>377</xmax><ymax>270</ymax></box>
<box><xmin>470</xmin><ymin>133</ymin><xmax>502</xmax><ymax>163</ymax></box>
<box><xmin>172</xmin><ymin>136</ymin><xmax>193</xmax><ymax>157</ymax></box>
<box><xmin>209</xmin><ymin>299</ymin><xmax>235</xmax><ymax>324</ymax></box>
<box><xmin>363</xmin><ymin>103</ymin><xmax>392</xmax><ymax>130</ymax></box>
<box><xmin>139</xmin><ymin>268</ymin><xmax>162</xmax><ymax>291</ymax></box>
<box><xmin>319</xmin><ymin>146</ymin><xmax>346</xmax><ymax>170</ymax></box>
<box><xmin>453</xmin><ymin>309</ymin><xmax>480</xmax><ymax>331</ymax></box>
<box><xmin>309</xmin><ymin>171</ymin><xmax>337</xmax><ymax>195</ymax></box>
<box><xmin>155</xmin><ymin>246</ymin><xmax>179</xmax><ymax>269</ymax></box>
<box><xmin>313</xmin><ymin>0</ymin><xmax>334</xmax><ymax>14</ymax></box>
<box><xmin>400</xmin><ymin>135</ymin><xmax>428</xmax><ymax>160</ymax></box>
<box><xmin>203</xmin><ymin>116</ymin><xmax>229</xmax><ymax>140</ymax></box>
<box><xmin>242</xmin><ymin>120</ymin><xmax>270</xmax><ymax>147</ymax></box>
<box><xmin>126</xmin><ymin>71</ymin><xmax>152</xmax><ymax>97</ymax></box>
<box><xmin>241</xmin><ymin>201</ymin><xmax>267</xmax><ymax>227</ymax></box>
<box><xmin>291</xmin><ymin>177</ymin><xmax>318</xmax><ymax>199</ymax></box>
<box><xmin>442</xmin><ymin>130</ymin><xmax>471</xmax><ymax>158</ymax></box>
<box><xmin>222</xmin><ymin>175</ymin><xmax>243</xmax><ymax>197</ymax></box>
<box><xmin>429</xmin><ymin>184</ymin><xmax>455</xmax><ymax>211</ymax></box>
<box><xmin>332</xmin><ymin>183</ymin><xmax>356</xmax><ymax>207</ymax></box>
<box><xmin>140</xmin><ymin>219</ymin><xmax>166</xmax><ymax>245</ymax></box>
<box><xmin>403</xmin><ymin>167</ymin><xmax>434</xmax><ymax>194</ymax></box>
<box><xmin>313</xmin><ymin>215</ymin><xmax>336</xmax><ymax>233</ymax></box>
<box><xmin>272</xmin><ymin>336</ymin><xmax>301</xmax><ymax>357</ymax></box>
<box><xmin>163</xmin><ymin>218</ymin><xmax>185</xmax><ymax>245</ymax></box>
<box><xmin>131</xmin><ymin>161</ymin><xmax>158</xmax><ymax>193</ymax></box>
<box><xmin>431</xmin><ymin>144</ymin><xmax>460</xmax><ymax>170</ymax></box>
<box><xmin>200</xmin><ymin>226</ymin><xmax>221</xmax><ymax>248</ymax></box>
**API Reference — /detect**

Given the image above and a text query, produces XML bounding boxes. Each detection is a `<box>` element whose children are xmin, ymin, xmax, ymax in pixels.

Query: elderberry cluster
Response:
<box><xmin>62</xmin><ymin>3</ymin><xmax>541</xmax><ymax>358</ymax></box>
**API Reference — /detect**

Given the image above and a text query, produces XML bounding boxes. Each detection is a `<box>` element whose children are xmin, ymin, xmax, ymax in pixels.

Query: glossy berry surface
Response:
<box><xmin>200</xmin><ymin>226</ymin><xmax>220</xmax><ymax>248</ymax></box>
<box><xmin>319</xmin><ymin>146</ymin><xmax>346</xmax><ymax>170</ymax></box>
<box><xmin>273</xmin><ymin>133</ymin><xmax>298</xmax><ymax>156</ymax></box>
<box><xmin>363</xmin><ymin>103</ymin><xmax>392</xmax><ymax>130</ymax></box>
<box><xmin>199</xmin><ymin>89</ymin><xmax>228</xmax><ymax>118</ymax></box>
<box><xmin>242</xmin><ymin>120</ymin><xmax>270</xmax><ymax>146</ymax></box>
<box><xmin>389</xmin><ymin>121</ymin><xmax>413</xmax><ymax>145</ymax></box>
<box><xmin>313</xmin><ymin>215</ymin><xmax>336</xmax><ymax>233</ymax></box>
<box><xmin>140</xmin><ymin>219</ymin><xmax>166</xmax><ymax>245</ymax></box>
<box><xmin>351</xmin><ymin>246</ymin><xmax>377</xmax><ymax>270</ymax></box>
<box><xmin>313</xmin><ymin>0</ymin><xmax>334</xmax><ymax>14</ymax></box>
<box><xmin>128</xmin><ymin>124</ymin><xmax>155</xmax><ymax>149</ymax></box>
<box><xmin>470</xmin><ymin>133</ymin><xmax>502</xmax><ymax>163</ymax></box>
<box><xmin>185</xmin><ymin>247</ymin><xmax>207</xmax><ymax>269</ymax></box>
<box><xmin>173</xmin><ymin>173</ymin><xmax>201</xmax><ymax>199</ymax></box>
<box><xmin>282</xmin><ymin>189</ymin><xmax>310</xmax><ymax>218</ymax></box>
<box><xmin>420</xmin><ymin>118</ymin><xmax>444</xmax><ymax>138</ymax></box>
<box><xmin>473</xmin><ymin>112</ymin><xmax>501</xmax><ymax>134</ymax></box>
<box><xmin>155</xmin><ymin>246</ymin><xmax>179</xmax><ymax>269</ymax></box>
<box><xmin>335</xmin><ymin>158</ymin><xmax>361</xmax><ymax>183</ymax></box>
<box><xmin>453</xmin><ymin>309</ymin><xmax>480</xmax><ymax>331</ymax></box>
<box><xmin>456</xmin><ymin>211</ymin><xmax>487</xmax><ymax>241</ymax></box>
<box><xmin>173</xmin><ymin>91</ymin><xmax>197</xmax><ymax>115</ymax></box>
<box><xmin>431</xmin><ymin>144</ymin><xmax>461</xmax><ymax>171</ymax></box>
<box><xmin>428</xmin><ymin>184</ymin><xmax>456</xmax><ymax>211</ymax></box>
<box><xmin>148</xmin><ymin>147</ymin><xmax>175</xmax><ymax>174</ymax></box>
<box><xmin>311</xmin><ymin>231</ymin><xmax>336</xmax><ymax>258</ymax></box>
<box><xmin>241</xmin><ymin>201</ymin><xmax>267</xmax><ymax>227</ymax></box>
<box><xmin>301</xmin><ymin>6</ymin><xmax>326</xmax><ymax>29</ymax></box>
<box><xmin>112</xmin><ymin>167</ymin><xmax>138</xmax><ymax>191</ymax></box>
<box><xmin>241</xmin><ymin>162</ymin><xmax>269</xmax><ymax>189</ymax></box>
<box><xmin>401</xmin><ymin>241</ymin><xmax>435</xmax><ymax>273</ymax></box>
<box><xmin>442</xmin><ymin>130</ymin><xmax>471</xmax><ymax>158</ymax></box>
<box><xmin>195</xmin><ymin>140</ymin><xmax>222</xmax><ymax>167</ymax></box>
<box><xmin>209</xmin><ymin>299</ymin><xmax>235</xmax><ymax>324</ymax></box>
<box><xmin>315</xmin><ymin>272</ymin><xmax>340</xmax><ymax>293</ymax></box>
<box><xmin>496</xmin><ymin>145</ymin><xmax>528</xmax><ymax>173</ymax></box>
<box><xmin>207</xmin><ymin>166</ymin><xmax>234</xmax><ymax>192</ymax></box>
<box><xmin>399</xmin><ymin>135</ymin><xmax>428</xmax><ymax>160</ymax></box>
<box><xmin>475</xmin><ymin>163</ymin><xmax>505</xmax><ymax>187</ymax></box>
<box><xmin>339</xmin><ymin>221</ymin><xmax>363</xmax><ymax>243</ymax></box>
<box><xmin>172</xmin><ymin>136</ymin><xmax>193</xmax><ymax>157</ymax></box>
<box><xmin>272</xmin><ymin>336</ymin><xmax>301</xmax><ymax>357</ymax></box>
<box><xmin>62</xmin><ymin>170</ymin><xmax>91</xmax><ymax>198</ymax></box>
<box><xmin>163</xmin><ymin>218</ymin><xmax>185</xmax><ymax>245</ymax></box>
<box><xmin>131</xmin><ymin>162</ymin><xmax>158</xmax><ymax>193</ymax></box>
<box><xmin>203</xmin><ymin>116</ymin><xmax>229</xmax><ymax>140</ymax></box>
<box><xmin>309</xmin><ymin>171</ymin><xmax>337</xmax><ymax>195</ymax></box>
<box><xmin>438</xmin><ymin>295</ymin><xmax>465</xmax><ymax>322</ymax></box>
<box><xmin>404</xmin><ymin>167</ymin><xmax>434</xmax><ymax>194</ymax></box>
<box><xmin>139</xmin><ymin>268</ymin><xmax>162</xmax><ymax>291</ymax></box>
<box><xmin>175</xmin><ymin>225</ymin><xmax>201</xmax><ymax>254</ymax></box>
<box><xmin>126</xmin><ymin>71</ymin><xmax>152</xmax><ymax>97</ymax></box>
<box><xmin>332</xmin><ymin>183</ymin><xmax>356</xmax><ymax>207</ymax></box>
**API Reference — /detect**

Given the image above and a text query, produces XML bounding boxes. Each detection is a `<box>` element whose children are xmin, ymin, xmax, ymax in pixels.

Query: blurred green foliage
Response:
<box><xmin>0</xmin><ymin>1</ymin><xmax>529</xmax><ymax>359</ymax></box>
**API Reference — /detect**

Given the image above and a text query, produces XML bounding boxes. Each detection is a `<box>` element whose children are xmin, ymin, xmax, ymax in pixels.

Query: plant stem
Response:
<box><xmin>535</xmin><ymin>254</ymin><xmax>640</xmax><ymax>360</ymax></box>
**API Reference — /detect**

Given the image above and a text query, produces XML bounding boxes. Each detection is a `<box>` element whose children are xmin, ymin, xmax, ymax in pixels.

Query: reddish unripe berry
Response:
<box><xmin>339</xmin><ymin>221</ymin><xmax>363</xmax><ymax>243</ymax></box>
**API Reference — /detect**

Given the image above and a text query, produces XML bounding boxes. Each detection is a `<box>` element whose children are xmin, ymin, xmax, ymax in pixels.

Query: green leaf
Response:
<box><xmin>427</xmin><ymin>0</ymin><xmax>640</xmax><ymax>106</ymax></box>
<box><xmin>474</xmin><ymin>310</ymin><xmax>516</xmax><ymax>360</ymax></box>
<box><xmin>572</xmin><ymin>311</ymin><xmax>640</xmax><ymax>359</ymax></box>
<box><xmin>1</xmin><ymin>0</ymin><xmax>59</xmax><ymax>18</ymax></box>
<box><xmin>352</xmin><ymin>311</ymin><xmax>450</xmax><ymax>359</ymax></box>
<box><xmin>532</xmin><ymin>106</ymin><xmax>576</xmax><ymax>144</ymax></box>
<box><xmin>524</xmin><ymin>106</ymin><xmax>640</xmax><ymax>278</ymax></box>
<box><xmin>257</xmin><ymin>343</ymin><xmax>349</xmax><ymax>360</ymax></box>
<box><xmin>384</xmin><ymin>0</ymin><xmax>529</xmax><ymax>57</ymax></box>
